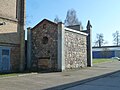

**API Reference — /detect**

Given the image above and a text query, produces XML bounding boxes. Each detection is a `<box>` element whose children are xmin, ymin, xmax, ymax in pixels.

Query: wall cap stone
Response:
<box><xmin>64</xmin><ymin>27</ymin><xmax>88</xmax><ymax>36</ymax></box>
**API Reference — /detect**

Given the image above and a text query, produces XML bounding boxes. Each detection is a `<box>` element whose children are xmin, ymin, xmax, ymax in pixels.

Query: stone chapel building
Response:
<box><xmin>0</xmin><ymin>0</ymin><xmax>25</xmax><ymax>72</ymax></box>
<box><xmin>27</xmin><ymin>19</ymin><xmax>92</xmax><ymax>72</ymax></box>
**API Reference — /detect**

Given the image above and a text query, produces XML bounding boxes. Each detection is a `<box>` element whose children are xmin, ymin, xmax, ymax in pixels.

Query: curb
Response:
<box><xmin>18</xmin><ymin>72</ymin><xmax>38</xmax><ymax>76</ymax></box>
<box><xmin>0</xmin><ymin>73</ymin><xmax>38</xmax><ymax>79</ymax></box>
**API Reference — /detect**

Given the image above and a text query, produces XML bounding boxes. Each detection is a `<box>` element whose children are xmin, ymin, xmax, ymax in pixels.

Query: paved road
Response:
<box><xmin>65</xmin><ymin>71</ymin><xmax>120</xmax><ymax>90</ymax></box>
<box><xmin>0</xmin><ymin>60</ymin><xmax>119</xmax><ymax>90</ymax></box>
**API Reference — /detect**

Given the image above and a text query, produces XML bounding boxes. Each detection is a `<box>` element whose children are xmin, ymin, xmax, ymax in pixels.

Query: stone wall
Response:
<box><xmin>31</xmin><ymin>20</ymin><xmax>58</xmax><ymax>71</ymax></box>
<box><xmin>64</xmin><ymin>30</ymin><xmax>87</xmax><ymax>69</ymax></box>
<box><xmin>10</xmin><ymin>44</ymin><xmax>20</xmax><ymax>72</ymax></box>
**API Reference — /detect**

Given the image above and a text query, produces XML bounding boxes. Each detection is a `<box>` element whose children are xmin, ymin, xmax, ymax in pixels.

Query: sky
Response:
<box><xmin>26</xmin><ymin>0</ymin><xmax>120</xmax><ymax>46</ymax></box>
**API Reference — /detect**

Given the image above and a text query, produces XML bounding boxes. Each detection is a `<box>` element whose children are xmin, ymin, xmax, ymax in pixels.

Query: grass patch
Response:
<box><xmin>0</xmin><ymin>72</ymin><xmax>37</xmax><ymax>78</ymax></box>
<box><xmin>93</xmin><ymin>59</ymin><xmax>112</xmax><ymax>64</ymax></box>
<box><xmin>0</xmin><ymin>73</ymin><xmax>18</xmax><ymax>78</ymax></box>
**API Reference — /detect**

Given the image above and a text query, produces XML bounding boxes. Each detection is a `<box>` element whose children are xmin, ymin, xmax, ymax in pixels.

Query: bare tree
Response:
<box><xmin>94</xmin><ymin>33</ymin><xmax>107</xmax><ymax>47</ymax></box>
<box><xmin>64</xmin><ymin>9</ymin><xmax>83</xmax><ymax>28</ymax></box>
<box><xmin>54</xmin><ymin>16</ymin><xmax>61</xmax><ymax>23</ymax></box>
<box><xmin>112</xmin><ymin>30</ymin><xmax>120</xmax><ymax>46</ymax></box>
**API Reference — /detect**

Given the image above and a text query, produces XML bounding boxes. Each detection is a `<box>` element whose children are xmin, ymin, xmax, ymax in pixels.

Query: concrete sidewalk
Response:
<box><xmin>0</xmin><ymin>60</ymin><xmax>120</xmax><ymax>90</ymax></box>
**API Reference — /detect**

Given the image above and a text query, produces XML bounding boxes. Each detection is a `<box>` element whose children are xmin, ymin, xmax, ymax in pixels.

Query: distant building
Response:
<box><xmin>0</xmin><ymin>0</ymin><xmax>25</xmax><ymax>72</ymax></box>
<box><xmin>92</xmin><ymin>46</ymin><xmax>120</xmax><ymax>58</ymax></box>
<box><xmin>27</xmin><ymin>19</ymin><xmax>92</xmax><ymax>72</ymax></box>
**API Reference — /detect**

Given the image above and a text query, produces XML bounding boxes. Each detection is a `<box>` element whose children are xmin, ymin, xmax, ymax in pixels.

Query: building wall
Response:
<box><xmin>10</xmin><ymin>45</ymin><xmax>20</xmax><ymax>72</ymax></box>
<box><xmin>0</xmin><ymin>0</ymin><xmax>17</xmax><ymax>19</ymax></box>
<box><xmin>0</xmin><ymin>18</ymin><xmax>19</xmax><ymax>44</ymax></box>
<box><xmin>92</xmin><ymin>47</ymin><xmax>120</xmax><ymax>59</ymax></box>
<box><xmin>92</xmin><ymin>51</ymin><xmax>115</xmax><ymax>58</ymax></box>
<box><xmin>115</xmin><ymin>50</ymin><xmax>120</xmax><ymax>57</ymax></box>
<box><xmin>0</xmin><ymin>0</ymin><xmax>25</xmax><ymax>72</ymax></box>
<box><xmin>64</xmin><ymin>30</ymin><xmax>87</xmax><ymax>69</ymax></box>
<box><xmin>31</xmin><ymin>20</ymin><xmax>58</xmax><ymax>71</ymax></box>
